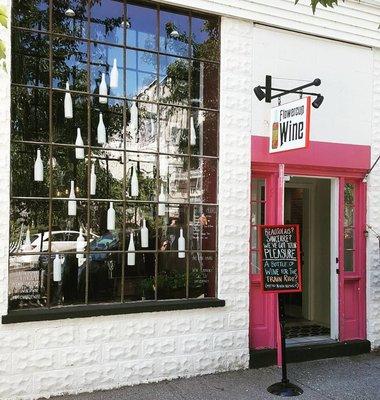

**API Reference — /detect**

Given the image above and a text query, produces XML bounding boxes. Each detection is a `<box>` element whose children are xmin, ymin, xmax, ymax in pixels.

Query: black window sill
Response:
<box><xmin>1</xmin><ymin>298</ymin><xmax>225</xmax><ymax>324</ymax></box>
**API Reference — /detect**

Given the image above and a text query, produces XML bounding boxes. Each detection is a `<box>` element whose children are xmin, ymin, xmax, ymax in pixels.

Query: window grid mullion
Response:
<box><xmin>85</xmin><ymin>0</ymin><xmax>92</xmax><ymax>305</ymax></box>
<box><xmin>154</xmin><ymin>2</ymin><xmax>161</xmax><ymax>301</ymax></box>
<box><xmin>46</xmin><ymin>0</ymin><xmax>53</xmax><ymax>309</ymax></box>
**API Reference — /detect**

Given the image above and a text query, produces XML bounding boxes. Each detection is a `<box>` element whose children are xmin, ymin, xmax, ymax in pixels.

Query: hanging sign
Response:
<box><xmin>269</xmin><ymin>97</ymin><xmax>311</xmax><ymax>153</ymax></box>
<box><xmin>259</xmin><ymin>224</ymin><xmax>302</xmax><ymax>293</ymax></box>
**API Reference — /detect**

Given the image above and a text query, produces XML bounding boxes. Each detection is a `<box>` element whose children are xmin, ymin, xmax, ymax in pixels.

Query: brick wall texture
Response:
<box><xmin>0</xmin><ymin>2</ymin><xmax>252</xmax><ymax>399</ymax></box>
<box><xmin>367</xmin><ymin>48</ymin><xmax>380</xmax><ymax>350</ymax></box>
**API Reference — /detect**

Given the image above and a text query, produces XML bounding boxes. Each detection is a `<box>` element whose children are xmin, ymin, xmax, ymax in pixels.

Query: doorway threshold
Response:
<box><xmin>286</xmin><ymin>335</ymin><xmax>334</xmax><ymax>347</ymax></box>
<box><xmin>249</xmin><ymin>339</ymin><xmax>371</xmax><ymax>369</ymax></box>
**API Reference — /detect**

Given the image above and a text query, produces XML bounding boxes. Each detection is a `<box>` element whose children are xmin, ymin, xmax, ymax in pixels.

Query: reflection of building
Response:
<box><xmin>124</xmin><ymin>72</ymin><xmax>208</xmax><ymax>205</ymax></box>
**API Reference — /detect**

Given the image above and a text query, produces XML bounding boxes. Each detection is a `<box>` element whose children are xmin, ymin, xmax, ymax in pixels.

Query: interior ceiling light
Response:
<box><xmin>65</xmin><ymin>8</ymin><xmax>75</xmax><ymax>17</ymax></box>
<box><xmin>121</xmin><ymin>20</ymin><xmax>131</xmax><ymax>29</ymax></box>
<box><xmin>170</xmin><ymin>29</ymin><xmax>180</xmax><ymax>38</ymax></box>
<box><xmin>166</xmin><ymin>22</ymin><xmax>179</xmax><ymax>38</ymax></box>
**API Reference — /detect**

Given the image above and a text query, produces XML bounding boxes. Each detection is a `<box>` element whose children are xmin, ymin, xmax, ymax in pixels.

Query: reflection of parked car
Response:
<box><xmin>18</xmin><ymin>230</ymin><xmax>98</xmax><ymax>266</ymax></box>
<box><xmin>62</xmin><ymin>233</ymin><xmax>122</xmax><ymax>303</ymax></box>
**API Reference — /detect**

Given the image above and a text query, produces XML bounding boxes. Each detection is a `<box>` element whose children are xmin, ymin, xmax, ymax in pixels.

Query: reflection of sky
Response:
<box><xmin>50</xmin><ymin>3</ymin><xmax>213</xmax><ymax>99</ymax></box>
<box><xmin>127</xmin><ymin>4</ymin><xmax>157</xmax><ymax>50</ymax></box>
<box><xmin>192</xmin><ymin>18</ymin><xmax>209</xmax><ymax>45</ymax></box>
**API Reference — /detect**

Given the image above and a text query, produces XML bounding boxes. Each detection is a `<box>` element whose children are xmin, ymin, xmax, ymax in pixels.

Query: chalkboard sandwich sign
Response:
<box><xmin>259</xmin><ymin>224</ymin><xmax>302</xmax><ymax>294</ymax></box>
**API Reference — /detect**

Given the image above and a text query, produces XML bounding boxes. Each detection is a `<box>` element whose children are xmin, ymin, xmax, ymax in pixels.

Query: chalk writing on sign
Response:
<box><xmin>259</xmin><ymin>225</ymin><xmax>302</xmax><ymax>293</ymax></box>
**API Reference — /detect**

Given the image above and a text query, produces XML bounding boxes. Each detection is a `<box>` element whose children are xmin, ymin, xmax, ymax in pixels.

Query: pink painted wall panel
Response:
<box><xmin>251</xmin><ymin>136</ymin><xmax>370</xmax><ymax>171</ymax></box>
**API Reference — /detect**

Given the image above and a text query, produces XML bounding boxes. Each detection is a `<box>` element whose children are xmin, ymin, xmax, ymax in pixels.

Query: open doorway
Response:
<box><xmin>283</xmin><ymin>177</ymin><xmax>333</xmax><ymax>345</ymax></box>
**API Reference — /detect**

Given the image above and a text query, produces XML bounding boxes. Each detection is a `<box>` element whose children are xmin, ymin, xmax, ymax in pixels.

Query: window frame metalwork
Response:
<box><xmin>9</xmin><ymin>0</ymin><xmax>220</xmax><ymax>310</ymax></box>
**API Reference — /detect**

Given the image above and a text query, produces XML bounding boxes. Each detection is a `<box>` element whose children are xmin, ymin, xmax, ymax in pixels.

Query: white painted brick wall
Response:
<box><xmin>0</xmin><ymin>2</ymin><xmax>251</xmax><ymax>399</ymax></box>
<box><xmin>367</xmin><ymin>48</ymin><xmax>380</xmax><ymax>350</ymax></box>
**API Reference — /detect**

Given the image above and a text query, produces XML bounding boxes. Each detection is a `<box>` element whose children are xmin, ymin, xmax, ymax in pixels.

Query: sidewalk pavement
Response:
<box><xmin>50</xmin><ymin>352</ymin><xmax>379</xmax><ymax>400</ymax></box>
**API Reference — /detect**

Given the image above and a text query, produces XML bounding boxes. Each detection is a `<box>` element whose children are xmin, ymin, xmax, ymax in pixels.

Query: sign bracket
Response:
<box><xmin>254</xmin><ymin>75</ymin><xmax>324</xmax><ymax>109</ymax></box>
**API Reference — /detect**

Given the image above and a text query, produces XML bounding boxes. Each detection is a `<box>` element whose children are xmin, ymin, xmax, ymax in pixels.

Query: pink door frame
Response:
<box><xmin>250</xmin><ymin>137</ymin><xmax>369</xmax><ymax>352</ymax></box>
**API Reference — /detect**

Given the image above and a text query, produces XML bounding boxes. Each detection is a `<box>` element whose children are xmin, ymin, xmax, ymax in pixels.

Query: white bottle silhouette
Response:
<box><xmin>34</xmin><ymin>149</ymin><xmax>43</xmax><ymax>182</ymax></box>
<box><xmin>76</xmin><ymin>227</ymin><xmax>85</xmax><ymax>259</ymax></box>
<box><xmin>90</xmin><ymin>164</ymin><xmax>97</xmax><ymax>195</ymax></box>
<box><xmin>24</xmin><ymin>228</ymin><xmax>32</xmax><ymax>251</ymax></box>
<box><xmin>97</xmin><ymin>112</ymin><xmax>106</xmax><ymax>144</ymax></box>
<box><xmin>141</xmin><ymin>219</ymin><xmax>149</xmax><ymax>248</ymax></box>
<box><xmin>158</xmin><ymin>185</ymin><xmax>166</xmax><ymax>216</ymax></box>
<box><xmin>150</xmin><ymin>117</ymin><xmax>155</xmax><ymax>137</ymax></box>
<box><xmin>127</xmin><ymin>232</ymin><xmax>135</xmax><ymax>266</ymax></box>
<box><xmin>129</xmin><ymin>101</ymin><xmax>138</xmax><ymax>135</ymax></box>
<box><xmin>178</xmin><ymin>228</ymin><xmax>185</xmax><ymax>258</ymax></box>
<box><xmin>190</xmin><ymin>116</ymin><xmax>197</xmax><ymax>146</ymax></box>
<box><xmin>99</xmin><ymin>73</ymin><xmax>108</xmax><ymax>104</ymax></box>
<box><xmin>64</xmin><ymin>81</ymin><xmax>73</xmax><ymax>119</ymax></box>
<box><xmin>107</xmin><ymin>202</ymin><xmax>115</xmax><ymax>231</ymax></box>
<box><xmin>68</xmin><ymin>180</ymin><xmax>77</xmax><ymax>216</ymax></box>
<box><xmin>110</xmin><ymin>58</ymin><xmax>119</xmax><ymax>89</ymax></box>
<box><xmin>53</xmin><ymin>254</ymin><xmax>62</xmax><ymax>282</ymax></box>
<box><xmin>75</xmin><ymin>128</ymin><xmax>84</xmax><ymax>159</ymax></box>
<box><xmin>131</xmin><ymin>165</ymin><xmax>139</xmax><ymax>197</ymax></box>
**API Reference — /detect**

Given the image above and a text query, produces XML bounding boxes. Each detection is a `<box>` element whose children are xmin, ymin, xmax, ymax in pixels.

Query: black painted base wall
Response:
<box><xmin>250</xmin><ymin>340</ymin><xmax>371</xmax><ymax>369</ymax></box>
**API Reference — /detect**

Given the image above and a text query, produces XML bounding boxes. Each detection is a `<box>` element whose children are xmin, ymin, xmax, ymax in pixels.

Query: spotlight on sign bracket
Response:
<box><xmin>312</xmin><ymin>94</ymin><xmax>324</xmax><ymax>109</ymax></box>
<box><xmin>253</xmin><ymin>75</ymin><xmax>324</xmax><ymax>109</ymax></box>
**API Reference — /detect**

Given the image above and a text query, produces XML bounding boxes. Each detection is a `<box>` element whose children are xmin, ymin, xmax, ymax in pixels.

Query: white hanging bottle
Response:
<box><xmin>64</xmin><ymin>81</ymin><xmax>73</xmax><ymax>119</ymax></box>
<box><xmin>127</xmin><ymin>232</ymin><xmax>135</xmax><ymax>266</ymax></box>
<box><xmin>53</xmin><ymin>254</ymin><xmax>62</xmax><ymax>282</ymax></box>
<box><xmin>76</xmin><ymin>227</ymin><xmax>85</xmax><ymax>259</ymax></box>
<box><xmin>90</xmin><ymin>164</ymin><xmax>97</xmax><ymax>195</ymax></box>
<box><xmin>141</xmin><ymin>219</ymin><xmax>149</xmax><ymax>248</ymax></box>
<box><xmin>68</xmin><ymin>180</ymin><xmax>77</xmax><ymax>216</ymax></box>
<box><xmin>129</xmin><ymin>101</ymin><xmax>138</xmax><ymax>135</ymax></box>
<box><xmin>190</xmin><ymin>116</ymin><xmax>197</xmax><ymax>146</ymax></box>
<box><xmin>75</xmin><ymin>128</ymin><xmax>84</xmax><ymax>159</ymax></box>
<box><xmin>131</xmin><ymin>165</ymin><xmax>139</xmax><ymax>197</ymax></box>
<box><xmin>97</xmin><ymin>112</ymin><xmax>106</xmax><ymax>144</ymax></box>
<box><xmin>158</xmin><ymin>185</ymin><xmax>166</xmax><ymax>216</ymax></box>
<box><xmin>178</xmin><ymin>228</ymin><xmax>185</xmax><ymax>259</ymax></box>
<box><xmin>150</xmin><ymin>117</ymin><xmax>155</xmax><ymax>137</ymax></box>
<box><xmin>34</xmin><ymin>149</ymin><xmax>44</xmax><ymax>182</ymax></box>
<box><xmin>24</xmin><ymin>228</ymin><xmax>32</xmax><ymax>250</ymax></box>
<box><xmin>107</xmin><ymin>202</ymin><xmax>115</xmax><ymax>231</ymax></box>
<box><xmin>110</xmin><ymin>58</ymin><xmax>119</xmax><ymax>89</ymax></box>
<box><xmin>99</xmin><ymin>72</ymin><xmax>108</xmax><ymax>104</ymax></box>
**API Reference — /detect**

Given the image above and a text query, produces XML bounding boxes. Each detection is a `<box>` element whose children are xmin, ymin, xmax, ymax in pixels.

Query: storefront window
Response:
<box><xmin>9</xmin><ymin>1</ymin><xmax>220</xmax><ymax>311</ymax></box>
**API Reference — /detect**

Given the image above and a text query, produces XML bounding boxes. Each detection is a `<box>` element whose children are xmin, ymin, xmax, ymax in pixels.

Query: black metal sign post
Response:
<box><xmin>259</xmin><ymin>225</ymin><xmax>304</xmax><ymax>396</ymax></box>
<box><xmin>267</xmin><ymin>294</ymin><xmax>303</xmax><ymax>397</ymax></box>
